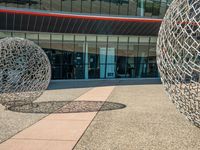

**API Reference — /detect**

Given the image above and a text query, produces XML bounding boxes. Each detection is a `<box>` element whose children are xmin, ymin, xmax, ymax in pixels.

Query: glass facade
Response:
<box><xmin>0</xmin><ymin>31</ymin><xmax>159</xmax><ymax>79</ymax></box>
<box><xmin>0</xmin><ymin>0</ymin><xmax>171</xmax><ymax>18</ymax></box>
<box><xmin>0</xmin><ymin>0</ymin><xmax>168</xmax><ymax>80</ymax></box>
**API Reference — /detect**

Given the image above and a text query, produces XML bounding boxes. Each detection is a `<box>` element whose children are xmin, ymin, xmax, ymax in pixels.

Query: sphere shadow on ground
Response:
<box><xmin>7</xmin><ymin>101</ymin><xmax>126</xmax><ymax>114</ymax></box>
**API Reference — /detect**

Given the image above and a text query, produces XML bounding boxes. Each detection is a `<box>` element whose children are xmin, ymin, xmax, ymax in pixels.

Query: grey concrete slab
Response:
<box><xmin>37</xmin><ymin>87</ymin><xmax>91</xmax><ymax>102</ymax></box>
<box><xmin>49</xmin><ymin>78</ymin><xmax>161</xmax><ymax>90</ymax></box>
<box><xmin>0</xmin><ymin>82</ymin><xmax>90</xmax><ymax>144</ymax></box>
<box><xmin>0</xmin><ymin>105</ymin><xmax>45</xmax><ymax>144</ymax></box>
<box><xmin>74</xmin><ymin>84</ymin><xmax>200</xmax><ymax>150</ymax></box>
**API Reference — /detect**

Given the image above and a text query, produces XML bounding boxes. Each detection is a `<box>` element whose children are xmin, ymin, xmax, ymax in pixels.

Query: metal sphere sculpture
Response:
<box><xmin>157</xmin><ymin>0</ymin><xmax>200</xmax><ymax>126</ymax></box>
<box><xmin>0</xmin><ymin>37</ymin><xmax>51</xmax><ymax>107</ymax></box>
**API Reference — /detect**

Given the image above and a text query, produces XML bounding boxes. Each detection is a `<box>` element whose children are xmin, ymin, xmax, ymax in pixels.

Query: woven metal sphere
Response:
<box><xmin>157</xmin><ymin>0</ymin><xmax>200</xmax><ymax>126</ymax></box>
<box><xmin>0</xmin><ymin>37</ymin><xmax>51</xmax><ymax>107</ymax></box>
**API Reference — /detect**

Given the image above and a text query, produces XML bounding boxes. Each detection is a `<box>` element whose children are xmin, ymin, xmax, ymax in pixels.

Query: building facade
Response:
<box><xmin>0</xmin><ymin>0</ymin><xmax>171</xmax><ymax>80</ymax></box>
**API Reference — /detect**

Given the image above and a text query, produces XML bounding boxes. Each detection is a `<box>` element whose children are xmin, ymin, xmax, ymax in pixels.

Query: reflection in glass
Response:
<box><xmin>100</xmin><ymin>0</ymin><xmax>110</xmax><ymax>14</ymax></box>
<box><xmin>72</xmin><ymin>0</ymin><xmax>81</xmax><ymax>12</ymax></box>
<box><xmin>110</xmin><ymin>0</ymin><xmax>119</xmax><ymax>15</ymax></box>
<box><xmin>91</xmin><ymin>0</ymin><xmax>101</xmax><ymax>14</ymax></box>
<box><xmin>127</xmin><ymin>44</ymin><xmax>138</xmax><ymax>78</ymax></box>
<box><xmin>117</xmin><ymin>44</ymin><xmax>128</xmax><ymax>78</ymax></box>
<box><xmin>61</xmin><ymin>0</ymin><xmax>72</xmax><ymax>12</ymax></box>
<box><xmin>0</xmin><ymin>31</ymin><xmax>159</xmax><ymax>79</ymax></box>
<box><xmin>119</xmin><ymin>0</ymin><xmax>128</xmax><ymax>15</ymax></box>
<box><xmin>39</xmin><ymin>33</ymin><xmax>50</xmax><ymax>49</ymax></box>
<box><xmin>82</xmin><ymin>0</ymin><xmax>91</xmax><ymax>13</ymax></box>
<box><xmin>52</xmin><ymin>0</ymin><xmax>62</xmax><ymax>11</ymax></box>
<box><xmin>87</xmin><ymin>36</ymin><xmax>99</xmax><ymax>79</ymax></box>
<box><xmin>0</xmin><ymin>0</ymin><xmax>171</xmax><ymax>18</ymax></box>
<box><xmin>128</xmin><ymin>0</ymin><xmax>137</xmax><ymax>15</ymax></box>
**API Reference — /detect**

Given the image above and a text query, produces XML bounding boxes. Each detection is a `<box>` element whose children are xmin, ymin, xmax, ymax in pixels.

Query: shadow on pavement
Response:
<box><xmin>7</xmin><ymin>101</ymin><xmax>126</xmax><ymax>114</ymax></box>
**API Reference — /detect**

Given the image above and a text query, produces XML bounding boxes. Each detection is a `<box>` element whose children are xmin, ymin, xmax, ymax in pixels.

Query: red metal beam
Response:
<box><xmin>0</xmin><ymin>8</ymin><xmax>162</xmax><ymax>23</ymax></box>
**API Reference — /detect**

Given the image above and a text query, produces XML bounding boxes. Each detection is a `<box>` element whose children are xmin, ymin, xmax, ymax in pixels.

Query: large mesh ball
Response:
<box><xmin>157</xmin><ymin>0</ymin><xmax>200</xmax><ymax>126</ymax></box>
<box><xmin>0</xmin><ymin>37</ymin><xmax>51</xmax><ymax>106</ymax></box>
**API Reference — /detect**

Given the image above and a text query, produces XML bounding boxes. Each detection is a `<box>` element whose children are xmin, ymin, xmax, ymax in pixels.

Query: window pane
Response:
<box><xmin>146</xmin><ymin>63</ymin><xmax>158</xmax><ymax>77</ymax></box>
<box><xmin>0</xmin><ymin>31</ymin><xmax>11</xmax><ymax>38</ymax></box>
<box><xmin>51</xmin><ymin>34</ymin><xmax>63</xmax><ymax>50</ymax></box>
<box><xmin>91</xmin><ymin>0</ymin><xmax>101</xmax><ymax>14</ymax></box>
<box><xmin>64</xmin><ymin>34</ymin><xmax>74</xmax><ymax>41</ymax></box>
<box><xmin>52</xmin><ymin>0</ymin><xmax>62</xmax><ymax>11</ymax></box>
<box><xmin>82</xmin><ymin>0</ymin><xmax>91</xmax><ymax>13</ymax></box>
<box><xmin>138</xmin><ymin>45</ymin><xmax>149</xmax><ymax>62</ymax></box>
<box><xmin>129</xmin><ymin>36</ymin><xmax>139</xmax><ymax>43</ymax></box>
<box><xmin>148</xmin><ymin>45</ymin><xmax>156</xmax><ymax>59</ymax></box>
<box><xmin>128</xmin><ymin>0</ymin><xmax>137</xmax><ymax>16</ymax></box>
<box><xmin>42</xmin><ymin>0</ymin><xmax>51</xmax><ymax>10</ymax></box>
<box><xmin>17</xmin><ymin>0</ymin><xmax>30</xmax><ymax>8</ymax></box>
<box><xmin>13</xmin><ymin>32</ymin><xmax>25</xmax><ymax>38</ymax></box>
<box><xmin>63</xmin><ymin>35</ymin><xmax>74</xmax><ymax>52</ymax></box>
<box><xmin>117</xmin><ymin>44</ymin><xmax>128</xmax><ymax>78</ymax></box>
<box><xmin>26</xmin><ymin>33</ymin><xmax>39</xmax><ymax>44</ymax></box>
<box><xmin>150</xmin><ymin>36</ymin><xmax>157</xmax><ymax>43</ymax></box>
<box><xmin>62</xmin><ymin>0</ymin><xmax>72</xmax><ymax>12</ymax></box>
<box><xmin>144</xmin><ymin>0</ymin><xmax>153</xmax><ymax>17</ymax></box>
<box><xmin>88</xmin><ymin>40</ymin><xmax>99</xmax><ymax>79</ymax></box>
<box><xmin>128</xmin><ymin>44</ymin><xmax>138</xmax><ymax>78</ymax></box>
<box><xmin>97</xmin><ymin>36</ymin><xmax>108</xmax><ymax>79</ymax></box>
<box><xmin>152</xmin><ymin>1</ymin><xmax>161</xmax><ymax>17</ymax></box>
<box><xmin>30</xmin><ymin>0</ymin><xmax>41</xmax><ymax>9</ymax></box>
<box><xmin>159</xmin><ymin>2</ymin><xmax>167</xmax><ymax>18</ymax></box>
<box><xmin>136</xmin><ymin>63</ymin><xmax>147</xmax><ymax>77</ymax></box>
<box><xmin>6</xmin><ymin>0</ymin><xmax>18</xmax><ymax>8</ymax></box>
<box><xmin>101</xmin><ymin>1</ymin><xmax>110</xmax><ymax>14</ymax></box>
<box><xmin>110</xmin><ymin>1</ymin><xmax>119</xmax><ymax>15</ymax></box>
<box><xmin>0</xmin><ymin>1</ymin><xmax>6</xmax><ymax>7</ymax></box>
<box><xmin>74</xmin><ymin>41</ymin><xmax>84</xmax><ymax>79</ymax></box>
<box><xmin>97</xmin><ymin>35</ymin><xmax>107</xmax><ymax>42</ymax></box>
<box><xmin>119</xmin><ymin>0</ymin><xmax>128</xmax><ymax>15</ymax></box>
<box><xmin>119</xmin><ymin>36</ymin><xmax>128</xmax><ymax>42</ymax></box>
<box><xmin>72</xmin><ymin>0</ymin><xmax>82</xmax><ymax>13</ymax></box>
<box><xmin>137</xmin><ymin>0</ymin><xmax>145</xmax><ymax>16</ymax></box>
<box><xmin>50</xmin><ymin>50</ymin><xmax>63</xmax><ymax>79</ymax></box>
<box><xmin>39</xmin><ymin>33</ymin><xmax>50</xmax><ymax>49</ymax></box>
<box><xmin>140</xmin><ymin>36</ymin><xmax>150</xmax><ymax>44</ymax></box>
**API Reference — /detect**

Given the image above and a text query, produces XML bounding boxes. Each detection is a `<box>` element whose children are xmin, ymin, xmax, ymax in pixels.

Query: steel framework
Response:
<box><xmin>157</xmin><ymin>0</ymin><xmax>200</xmax><ymax>126</ymax></box>
<box><xmin>0</xmin><ymin>37</ymin><xmax>51</xmax><ymax>107</ymax></box>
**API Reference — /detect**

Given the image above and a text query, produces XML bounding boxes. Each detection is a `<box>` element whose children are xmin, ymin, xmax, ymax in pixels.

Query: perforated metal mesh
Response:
<box><xmin>157</xmin><ymin>0</ymin><xmax>200</xmax><ymax>126</ymax></box>
<box><xmin>0</xmin><ymin>37</ymin><xmax>51</xmax><ymax>107</ymax></box>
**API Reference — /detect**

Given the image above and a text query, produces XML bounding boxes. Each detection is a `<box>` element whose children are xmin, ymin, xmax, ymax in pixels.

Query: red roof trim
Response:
<box><xmin>0</xmin><ymin>8</ymin><xmax>162</xmax><ymax>23</ymax></box>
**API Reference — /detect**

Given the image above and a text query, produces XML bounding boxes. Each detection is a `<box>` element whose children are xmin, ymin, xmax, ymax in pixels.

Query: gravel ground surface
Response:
<box><xmin>3</xmin><ymin>79</ymin><xmax>198</xmax><ymax>150</ymax></box>
<box><xmin>74</xmin><ymin>84</ymin><xmax>200</xmax><ymax>150</ymax></box>
<box><xmin>0</xmin><ymin>81</ymin><xmax>90</xmax><ymax>144</ymax></box>
<box><xmin>0</xmin><ymin>105</ymin><xmax>46</xmax><ymax>144</ymax></box>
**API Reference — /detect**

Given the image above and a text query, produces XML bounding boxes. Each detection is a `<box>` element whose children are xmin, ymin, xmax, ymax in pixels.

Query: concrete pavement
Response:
<box><xmin>0</xmin><ymin>86</ymin><xmax>115</xmax><ymax>150</ymax></box>
<box><xmin>0</xmin><ymin>80</ymin><xmax>200</xmax><ymax>150</ymax></box>
<box><xmin>74</xmin><ymin>84</ymin><xmax>200</xmax><ymax>150</ymax></box>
